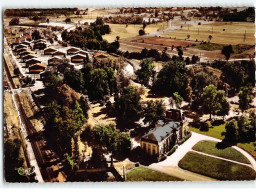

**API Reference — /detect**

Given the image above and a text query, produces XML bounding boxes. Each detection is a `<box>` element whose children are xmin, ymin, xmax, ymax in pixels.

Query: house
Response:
<box><xmin>26</xmin><ymin>58</ymin><xmax>41</xmax><ymax>67</ymax></box>
<box><xmin>15</xmin><ymin>44</ymin><xmax>27</xmax><ymax>51</ymax></box>
<box><xmin>20</xmin><ymin>36</ymin><xmax>26</xmax><ymax>42</ymax></box>
<box><xmin>48</xmin><ymin>56</ymin><xmax>63</xmax><ymax>66</ymax></box>
<box><xmin>140</xmin><ymin>109</ymin><xmax>187</xmax><ymax>158</ymax></box>
<box><xmin>67</xmin><ymin>47</ymin><xmax>80</xmax><ymax>55</ymax></box>
<box><xmin>29</xmin><ymin>63</ymin><xmax>46</xmax><ymax>74</ymax></box>
<box><xmin>22</xmin><ymin>54</ymin><xmax>35</xmax><ymax>62</ymax></box>
<box><xmin>20</xmin><ymin>51</ymin><xmax>33</xmax><ymax>58</ymax></box>
<box><xmin>52</xmin><ymin>51</ymin><xmax>66</xmax><ymax>57</ymax></box>
<box><xmin>16</xmin><ymin>48</ymin><xmax>29</xmax><ymax>54</ymax></box>
<box><xmin>44</xmin><ymin>48</ymin><xmax>57</xmax><ymax>55</ymax></box>
<box><xmin>71</xmin><ymin>54</ymin><xmax>88</xmax><ymax>63</ymax></box>
<box><xmin>21</xmin><ymin>41</ymin><xmax>31</xmax><ymax>47</ymax></box>
<box><xmin>34</xmin><ymin>42</ymin><xmax>47</xmax><ymax>50</ymax></box>
<box><xmin>26</xmin><ymin>34</ymin><xmax>32</xmax><ymax>41</ymax></box>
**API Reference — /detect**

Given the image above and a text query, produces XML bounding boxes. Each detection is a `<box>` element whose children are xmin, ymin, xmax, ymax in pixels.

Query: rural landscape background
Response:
<box><xmin>3</xmin><ymin>7</ymin><xmax>256</xmax><ymax>182</ymax></box>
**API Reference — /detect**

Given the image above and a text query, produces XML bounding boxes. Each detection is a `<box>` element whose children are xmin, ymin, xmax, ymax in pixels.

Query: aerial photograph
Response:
<box><xmin>3</xmin><ymin>7</ymin><xmax>256</xmax><ymax>182</ymax></box>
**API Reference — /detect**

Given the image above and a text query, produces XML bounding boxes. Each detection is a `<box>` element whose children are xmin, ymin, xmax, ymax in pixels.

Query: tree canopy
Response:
<box><xmin>143</xmin><ymin>100</ymin><xmax>165</xmax><ymax>126</ymax></box>
<box><xmin>152</xmin><ymin>60</ymin><xmax>188</xmax><ymax>97</ymax></box>
<box><xmin>135</xmin><ymin>58</ymin><xmax>153</xmax><ymax>86</ymax></box>
<box><xmin>239</xmin><ymin>85</ymin><xmax>253</xmax><ymax>112</ymax></box>
<box><xmin>115</xmin><ymin>86</ymin><xmax>142</xmax><ymax>120</ymax></box>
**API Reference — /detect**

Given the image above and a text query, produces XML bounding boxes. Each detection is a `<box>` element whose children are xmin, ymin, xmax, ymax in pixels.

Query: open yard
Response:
<box><xmin>193</xmin><ymin>140</ymin><xmax>250</xmax><ymax>164</ymax></box>
<box><xmin>126</xmin><ymin>167</ymin><xmax>183</xmax><ymax>181</ymax></box>
<box><xmin>179</xmin><ymin>152</ymin><xmax>256</xmax><ymax>180</ymax></box>
<box><xmin>162</xmin><ymin>22</ymin><xmax>255</xmax><ymax>45</ymax></box>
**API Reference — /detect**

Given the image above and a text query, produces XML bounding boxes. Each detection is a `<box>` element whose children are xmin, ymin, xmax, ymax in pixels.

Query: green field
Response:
<box><xmin>126</xmin><ymin>167</ymin><xmax>183</xmax><ymax>181</ymax></box>
<box><xmin>189</xmin><ymin>122</ymin><xmax>256</xmax><ymax>159</ymax></box>
<box><xmin>189</xmin><ymin>121</ymin><xmax>225</xmax><ymax>140</ymax></box>
<box><xmin>179</xmin><ymin>152</ymin><xmax>256</xmax><ymax>180</ymax></box>
<box><xmin>193</xmin><ymin>140</ymin><xmax>250</xmax><ymax>164</ymax></box>
<box><xmin>162</xmin><ymin>22</ymin><xmax>255</xmax><ymax>45</ymax></box>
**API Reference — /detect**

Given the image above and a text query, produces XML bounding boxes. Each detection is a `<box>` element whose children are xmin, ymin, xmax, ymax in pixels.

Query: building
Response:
<box><xmin>52</xmin><ymin>51</ymin><xmax>66</xmax><ymax>57</ymax></box>
<box><xmin>22</xmin><ymin>54</ymin><xmax>35</xmax><ymax>62</ymax></box>
<box><xmin>67</xmin><ymin>47</ymin><xmax>80</xmax><ymax>55</ymax></box>
<box><xmin>16</xmin><ymin>48</ymin><xmax>29</xmax><ymax>54</ymax></box>
<box><xmin>34</xmin><ymin>42</ymin><xmax>47</xmax><ymax>50</ymax></box>
<box><xmin>93</xmin><ymin>52</ymin><xmax>108</xmax><ymax>59</ymax></box>
<box><xmin>48</xmin><ymin>56</ymin><xmax>63</xmax><ymax>66</ymax></box>
<box><xmin>44</xmin><ymin>48</ymin><xmax>57</xmax><ymax>55</ymax></box>
<box><xmin>29</xmin><ymin>63</ymin><xmax>46</xmax><ymax>74</ymax></box>
<box><xmin>140</xmin><ymin>109</ymin><xmax>187</xmax><ymax>158</ymax></box>
<box><xmin>71</xmin><ymin>54</ymin><xmax>88</xmax><ymax>63</ymax></box>
<box><xmin>26</xmin><ymin>34</ymin><xmax>32</xmax><ymax>41</ymax></box>
<box><xmin>21</xmin><ymin>41</ymin><xmax>31</xmax><ymax>47</ymax></box>
<box><xmin>26</xmin><ymin>58</ymin><xmax>41</xmax><ymax>67</ymax></box>
<box><xmin>15</xmin><ymin>44</ymin><xmax>27</xmax><ymax>51</ymax></box>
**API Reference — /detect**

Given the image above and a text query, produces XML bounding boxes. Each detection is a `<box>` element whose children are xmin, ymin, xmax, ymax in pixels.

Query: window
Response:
<box><xmin>143</xmin><ymin>143</ymin><xmax>146</xmax><ymax>150</ymax></box>
<box><xmin>152</xmin><ymin>146</ymin><xmax>156</xmax><ymax>155</ymax></box>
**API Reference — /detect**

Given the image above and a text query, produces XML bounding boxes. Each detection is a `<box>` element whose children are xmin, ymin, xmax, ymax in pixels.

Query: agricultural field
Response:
<box><xmin>103</xmin><ymin>22</ymin><xmax>166</xmax><ymax>42</ymax></box>
<box><xmin>162</xmin><ymin>22</ymin><xmax>255</xmax><ymax>45</ymax></box>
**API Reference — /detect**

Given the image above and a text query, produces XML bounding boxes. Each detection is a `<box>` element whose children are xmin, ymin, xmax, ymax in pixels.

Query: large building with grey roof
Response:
<box><xmin>140</xmin><ymin>109</ymin><xmax>187</xmax><ymax>158</ymax></box>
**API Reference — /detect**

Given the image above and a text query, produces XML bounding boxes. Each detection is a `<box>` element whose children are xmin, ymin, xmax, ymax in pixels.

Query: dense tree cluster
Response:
<box><xmin>224</xmin><ymin>117</ymin><xmax>255</xmax><ymax>143</ymax></box>
<box><xmin>223</xmin><ymin>7</ymin><xmax>255</xmax><ymax>22</ymax></box>
<box><xmin>61</xmin><ymin>18</ymin><xmax>118</xmax><ymax>52</ymax></box>
<box><xmin>239</xmin><ymin>85</ymin><xmax>253</xmax><ymax>112</ymax></box>
<box><xmin>9</xmin><ymin>18</ymin><xmax>19</xmax><ymax>25</ymax></box>
<box><xmin>191</xmin><ymin>70</ymin><xmax>217</xmax><ymax>95</ymax></box>
<box><xmin>104</xmin><ymin>15</ymin><xmax>143</xmax><ymax>24</ymax></box>
<box><xmin>63</xmin><ymin>65</ymin><xmax>117</xmax><ymax>101</ymax></box>
<box><xmin>221</xmin><ymin>60</ymin><xmax>255</xmax><ymax>92</ymax></box>
<box><xmin>201</xmin><ymin>85</ymin><xmax>230</xmax><ymax>120</ymax></box>
<box><xmin>143</xmin><ymin>100</ymin><xmax>165</xmax><ymax>126</ymax></box>
<box><xmin>115</xmin><ymin>86</ymin><xmax>142</xmax><ymax>120</ymax></box>
<box><xmin>93</xmin><ymin>124</ymin><xmax>131</xmax><ymax>157</ymax></box>
<box><xmin>135</xmin><ymin>58</ymin><xmax>153</xmax><ymax>86</ymax></box>
<box><xmin>4</xmin><ymin>138</ymin><xmax>27</xmax><ymax>182</ymax></box>
<box><xmin>152</xmin><ymin>60</ymin><xmax>188</xmax><ymax>98</ymax></box>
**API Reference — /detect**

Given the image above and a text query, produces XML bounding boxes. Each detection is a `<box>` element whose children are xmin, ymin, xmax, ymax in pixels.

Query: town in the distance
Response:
<box><xmin>3</xmin><ymin>7</ymin><xmax>256</xmax><ymax>182</ymax></box>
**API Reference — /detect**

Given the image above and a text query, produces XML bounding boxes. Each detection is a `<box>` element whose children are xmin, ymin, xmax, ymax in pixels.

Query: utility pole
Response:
<box><xmin>243</xmin><ymin>30</ymin><xmax>246</xmax><ymax>42</ymax></box>
<box><xmin>198</xmin><ymin>28</ymin><xmax>199</xmax><ymax>35</ymax></box>
<box><xmin>212</xmin><ymin>27</ymin><xmax>213</xmax><ymax>34</ymax></box>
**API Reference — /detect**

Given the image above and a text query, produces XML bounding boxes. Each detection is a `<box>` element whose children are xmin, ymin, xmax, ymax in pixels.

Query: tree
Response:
<box><xmin>185</xmin><ymin>57</ymin><xmax>190</xmax><ymax>65</ymax></box>
<box><xmin>4</xmin><ymin>138</ymin><xmax>26</xmax><ymax>182</ymax></box>
<box><xmin>135</xmin><ymin>58</ymin><xmax>153</xmax><ymax>86</ymax></box>
<box><xmin>9</xmin><ymin>18</ymin><xmax>19</xmax><ymax>25</ymax></box>
<box><xmin>216</xmin><ymin>90</ymin><xmax>230</xmax><ymax>119</ymax></box>
<box><xmin>139</xmin><ymin>29</ymin><xmax>145</xmax><ymax>36</ymax></box>
<box><xmin>173</xmin><ymin>92</ymin><xmax>183</xmax><ymax>109</ymax></box>
<box><xmin>239</xmin><ymin>85</ymin><xmax>253</xmax><ymax>112</ymax></box>
<box><xmin>224</xmin><ymin>119</ymin><xmax>238</xmax><ymax>143</ymax></box>
<box><xmin>88</xmin><ymin>68</ymin><xmax>111</xmax><ymax>100</ymax></box>
<box><xmin>31</xmin><ymin>30</ymin><xmax>41</xmax><ymax>40</ymax></box>
<box><xmin>143</xmin><ymin>100</ymin><xmax>165</xmax><ymax>126</ymax></box>
<box><xmin>191</xmin><ymin>71</ymin><xmax>217</xmax><ymax>95</ymax></box>
<box><xmin>208</xmin><ymin>35</ymin><xmax>212</xmax><ymax>42</ymax></box>
<box><xmin>177</xmin><ymin>47</ymin><xmax>183</xmax><ymax>59</ymax></box>
<box><xmin>201</xmin><ymin>85</ymin><xmax>228</xmax><ymax>120</ymax></box>
<box><xmin>93</xmin><ymin>124</ymin><xmax>131</xmax><ymax>157</ymax></box>
<box><xmin>44</xmin><ymin>73</ymin><xmax>62</xmax><ymax>93</ymax></box>
<box><xmin>221</xmin><ymin>45</ymin><xmax>234</xmax><ymax>60</ymax></box>
<box><xmin>153</xmin><ymin>60</ymin><xmax>188</xmax><ymax>97</ymax></box>
<box><xmin>14</xmin><ymin>68</ymin><xmax>20</xmax><ymax>76</ymax></box>
<box><xmin>115</xmin><ymin>86</ymin><xmax>142</xmax><ymax>120</ymax></box>
<box><xmin>64</xmin><ymin>68</ymin><xmax>85</xmax><ymax>93</ymax></box>
<box><xmin>65</xmin><ymin>18</ymin><xmax>71</xmax><ymax>23</ymax></box>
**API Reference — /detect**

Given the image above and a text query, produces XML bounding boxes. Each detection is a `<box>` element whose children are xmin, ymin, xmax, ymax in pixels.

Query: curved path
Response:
<box><xmin>149</xmin><ymin>132</ymin><xmax>256</xmax><ymax>181</ymax></box>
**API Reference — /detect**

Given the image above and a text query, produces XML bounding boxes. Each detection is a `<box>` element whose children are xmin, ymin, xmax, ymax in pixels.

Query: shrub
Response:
<box><xmin>139</xmin><ymin>29</ymin><xmax>145</xmax><ymax>36</ymax></box>
<box><xmin>159</xmin><ymin>155</ymin><xmax>167</xmax><ymax>161</ymax></box>
<box><xmin>167</xmin><ymin>146</ymin><xmax>176</xmax><ymax>156</ymax></box>
<box><xmin>200</xmin><ymin>122</ymin><xmax>209</xmax><ymax>132</ymax></box>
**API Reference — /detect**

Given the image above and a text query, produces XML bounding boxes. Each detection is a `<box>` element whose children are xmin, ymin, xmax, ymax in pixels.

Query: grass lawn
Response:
<box><xmin>179</xmin><ymin>152</ymin><xmax>256</xmax><ymax>180</ymax></box>
<box><xmin>189</xmin><ymin>121</ymin><xmax>225</xmax><ymax>140</ymax></box>
<box><xmin>126</xmin><ymin>167</ymin><xmax>183</xmax><ymax>181</ymax></box>
<box><xmin>162</xmin><ymin>22</ymin><xmax>255</xmax><ymax>45</ymax></box>
<box><xmin>193</xmin><ymin>140</ymin><xmax>250</xmax><ymax>164</ymax></box>
<box><xmin>189</xmin><ymin>122</ymin><xmax>256</xmax><ymax>159</ymax></box>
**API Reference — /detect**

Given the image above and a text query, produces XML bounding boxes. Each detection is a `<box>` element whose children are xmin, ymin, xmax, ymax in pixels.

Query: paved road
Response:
<box><xmin>149</xmin><ymin>131</ymin><xmax>256</xmax><ymax>181</ymax></box>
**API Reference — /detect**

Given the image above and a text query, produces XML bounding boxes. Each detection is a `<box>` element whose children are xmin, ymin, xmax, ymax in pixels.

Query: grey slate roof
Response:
<box><xmin>141</xmin><ymin>121</ymin><xmax>181</xmax><ymax>143</ymax></box>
